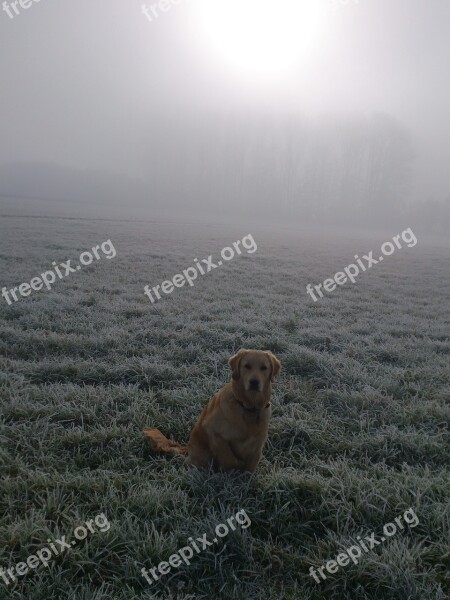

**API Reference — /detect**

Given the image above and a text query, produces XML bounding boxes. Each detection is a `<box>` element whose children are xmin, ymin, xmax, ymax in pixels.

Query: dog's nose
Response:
<box><xmin>249</xmin><ymin>379</ymin><xmax>260</xmax><ymax>390</ymax></box>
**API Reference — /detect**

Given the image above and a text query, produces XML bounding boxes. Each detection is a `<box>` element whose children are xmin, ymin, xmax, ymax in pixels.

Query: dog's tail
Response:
<box><xmin>143</xmin><ymin>427</ymin><xmax>188</xmax><ymax>456</ymax></box>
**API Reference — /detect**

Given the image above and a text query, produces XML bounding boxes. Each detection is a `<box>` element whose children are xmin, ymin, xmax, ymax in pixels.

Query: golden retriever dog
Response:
<box><xmin>143</xmin><ymin>349</ymin><xmax>281</xmax><ymax>473</ymax></box>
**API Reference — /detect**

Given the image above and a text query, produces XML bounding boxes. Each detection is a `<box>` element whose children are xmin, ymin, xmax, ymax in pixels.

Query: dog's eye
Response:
<box><xmin>244</xmin><ymin>364</ymin><xmax>251</xmax><ymax>370</ymax></box>
<box><xmin>261</xmin><ymin>366</ymin><xmax>268</xmax><ymax>371</ymax></box>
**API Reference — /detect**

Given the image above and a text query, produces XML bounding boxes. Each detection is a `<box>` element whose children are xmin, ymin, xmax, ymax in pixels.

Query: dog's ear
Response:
<box><xmin>266</xmin><ymin>351</ymin><xmax>281</xmax><ymax>382</ymax></box>
<box><xmin>228</xmin><ymin>349</ymin><xmax>247</xmax><ymax>381</ymax></box>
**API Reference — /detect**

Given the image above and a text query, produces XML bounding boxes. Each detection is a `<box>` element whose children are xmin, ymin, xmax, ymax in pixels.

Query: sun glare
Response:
<box><xmin>196</xmin><ymin>0</ymin><xmax>327</xmax><ymax>77</ymax></box>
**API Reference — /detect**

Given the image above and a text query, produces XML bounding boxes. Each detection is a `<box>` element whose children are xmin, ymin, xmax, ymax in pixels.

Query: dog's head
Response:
<box><xmin>228</xmin><ymin>349</ymin><xmax>281</xmax><ymax>404</ymax></box>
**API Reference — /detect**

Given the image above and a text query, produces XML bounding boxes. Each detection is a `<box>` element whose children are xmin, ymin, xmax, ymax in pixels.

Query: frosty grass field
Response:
<box><xmin>0</xmin><ymin>214</ymin><xmax>448</xmax><ymax>600</ymax></box>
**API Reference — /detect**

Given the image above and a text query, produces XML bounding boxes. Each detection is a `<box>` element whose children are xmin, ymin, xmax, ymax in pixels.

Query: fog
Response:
<box><xmin>1</xmin><ymin>0</ymin><xmax>449</xmax><ymax>233</ymax></box>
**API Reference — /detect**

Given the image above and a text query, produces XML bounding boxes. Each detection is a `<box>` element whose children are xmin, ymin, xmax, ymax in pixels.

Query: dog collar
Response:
<box><xmin>235</xmin><ymin>399</ymin><xmax>271</xmax><ymax>413</ymax></box>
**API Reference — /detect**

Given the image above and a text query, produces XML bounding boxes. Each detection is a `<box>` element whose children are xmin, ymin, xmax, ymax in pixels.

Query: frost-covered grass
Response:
<box><xmin>0</xmin><ymin>215</ymin><xmax>448</xmax><ymax>600</ymax></box>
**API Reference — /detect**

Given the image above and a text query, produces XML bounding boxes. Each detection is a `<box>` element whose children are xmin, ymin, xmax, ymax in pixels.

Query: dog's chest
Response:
<box><xmin>233</xmin><ymin>413</ymin><xmax>269</xmax><ymax>445</ymax></box>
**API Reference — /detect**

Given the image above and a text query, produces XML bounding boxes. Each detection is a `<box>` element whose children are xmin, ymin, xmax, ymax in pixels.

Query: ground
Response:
<box><xmin>0</xmin><ymin>214</ymin><xmax>448</xmax><ymax>600</ymax></box>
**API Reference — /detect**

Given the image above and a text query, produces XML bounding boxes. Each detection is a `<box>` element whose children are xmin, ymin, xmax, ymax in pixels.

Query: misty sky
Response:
<box><xmin>1</xmin><ymin>0</ymin><xmax>449</xmax><ymax>202</ymax></box>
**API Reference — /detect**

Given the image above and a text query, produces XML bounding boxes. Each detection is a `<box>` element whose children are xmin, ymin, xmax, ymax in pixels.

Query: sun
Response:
<box><xmin>196</xmin><ymin>0</ymin><xmax>327</xmax><ymax>77</ymax></box>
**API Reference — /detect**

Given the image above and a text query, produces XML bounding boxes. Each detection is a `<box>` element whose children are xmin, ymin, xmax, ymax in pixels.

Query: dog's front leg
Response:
<box><xmin>210</xmin><ymin>436</ymin><xmax>245</xmax><ymax>472</ymax></box>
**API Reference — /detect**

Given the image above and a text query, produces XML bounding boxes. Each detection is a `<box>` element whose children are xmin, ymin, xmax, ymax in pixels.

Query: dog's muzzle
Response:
<box><xmin>248</xmin><ymin>379</ymin><xmax>260</xmax><ymax>391</ymax></box>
